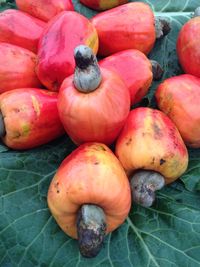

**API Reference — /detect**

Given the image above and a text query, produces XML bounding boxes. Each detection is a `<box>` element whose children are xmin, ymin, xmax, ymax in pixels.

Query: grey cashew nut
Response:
<box><xmin>150</xmin><ymin>60</ymin><xmax>164</xmax><ymax>81</ymax></box>
<box><xmin>155</xmin><ymin>17</ymin><xmax>171</xmax><ymax>39</ymax></box>
<box><xmin>194</xmin><ymin>7</ymin><xmax>200</xmax><ymax>17</ymax></box>
<box><xmin>77</xmin><ymin>204</ymin><xmax>106</xmax><ymax>258</ymax></box>
<box><xmin>130</xmin><ymin>170</ymin><xmax>165</xmax><ymax>207</ymax></box>
<box><xmin>73</xmin><ymin>45</ymin><xmax>102</xmax><ymax>93</ymax></box>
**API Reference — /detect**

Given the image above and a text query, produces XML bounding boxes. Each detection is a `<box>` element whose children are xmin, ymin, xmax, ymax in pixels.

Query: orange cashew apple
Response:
<box><xmin>156</xmin><ymin>74</ymin><xmax>200</xmax><ymax>148</ymax></box>
<box><xmin>57</xmin><ymin>45</ymin><xmax>130</xmax><ymax>145</ymax></box>
<box><xmin>80</xmin><ymin>0</ymin><xmax>128</xmax><ymax>11</ymax></box>
<box><xmin>91</xmin><ymin>2</ymin><xmax>170</xmax><ymax>56</ymax></box>
<box><xmin>0</xmin><ymin>42</ymin><xmax>42</xmax><ymax>93</ymax></box>
<box><xmin>0</xmin><ymin>88</ymin><xmax>64</xmax><ymax>150</ymax></box>
<box><xmin>99</xmin><ymin>49</ymin><xmax>155</xmax><ymax>105</ymax></box>
<box><xmin>36</xmin><ymin>11</ymin><xmax>98</xmax><ymax>91</ymax></box>
<box><xmin>115</xmin><ymin>107</ymin><xmax>188</xmax><ymax>207</ymax></box>
<box><xmin>15</xmin><ymin>0</ymin><xmax>74</xmax><ymax>22</ymax></box>
<box><xmin>47</xmin><ymin>142</ymin><xmax>131</xmax><ymax>258</ymax></box>
<box><xmin>177</xmin><ymin>7</ymin><xmax>200</xmax><ymax>78</ymax></box>
<box><xmin>0</xmin><ymin>9</ymin><xmax>46</xmax><ymax>53</ymax></box>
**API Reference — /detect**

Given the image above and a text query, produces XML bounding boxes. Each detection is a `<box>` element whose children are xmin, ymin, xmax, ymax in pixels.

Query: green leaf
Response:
<box><xmin>180</xmin><ymin>149</ymin><xmax>200</xmax><ymax>192</ymax></box>
<box><xmin>1</xmin><ymin>0</ymin><xmax>200</xmax><ymax>266</ymax></box>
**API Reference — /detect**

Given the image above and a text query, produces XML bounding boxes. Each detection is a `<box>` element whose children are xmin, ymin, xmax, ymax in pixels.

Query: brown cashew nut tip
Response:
<box><xmin>130</xmin><ymin>170</ymin><xmax>165</xmax><ymax>207</ymax></box>
<box><xmin>155</xmin><ymin>17</ymin><xmax>171</xmax><ymax>39</ymax></box>
<box><xmin>77</xmin><ymin>204</ymin><xmax>106</xmax><ymax>258</ymax></box>
<box><xmin>150</xmin><ymin>60</ymin><xmax>164</xmax><ymax>81</ymax></box>
<box><xmin>73</xmin><ymin>45</ymin><xmax>102</xmax><ymax>93</ymax></box>
<box><xmin>0</xmin><ymin>112</ymin><xmax>6</xmax><ymax>137</ymax></box>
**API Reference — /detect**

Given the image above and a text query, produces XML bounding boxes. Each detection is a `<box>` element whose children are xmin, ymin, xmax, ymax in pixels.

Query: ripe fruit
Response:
<box><xmin>91</xmin><ymin>2</ymin><xmax>156</xmax><ymax>56</ymax></box>
<box><xmin>0</xmin><ymin>9</ymin><xmax>46</xmax><ymax>53</ymax></box>
<box><xmin>177</xmin><ymin>11</ymin><xmax>200</xmax><ymax>77</ymax></box>
<box><xmin>115</xmin><ymin>107</ymin><xmax>188</xmax><ymax>207</ymax></box>
<box><xmin>0</xmin><ymin>42</ymin><xmax>41</xmax><ymax>93</ymax></box>
<box><xmin>99</xmin><ymin>49</ymin><xmax>153</xmax><ymax>105</ymax></box>
<box><xmin>156</xmin><ymin>74</ymin><xmax>200</xmax><ymax>148</ymax></box>
<box><xmin>58</xmin><ymin>45</ymin><xmax>130</xmax><ymax>145</ymax></box>
<box><xmin>47</xmin><ymin>142</ymin><xmax>131</xmax><ymax>257</ymax></box>
<box><xmin>15</xmin><ymin>0</ymin><xmax>74</xmax><ymax>22</ymax></box>
<box><xmin>80</xmin><ymin>0</ymin><xmax>128</xmax><ymax>10</ymax></box>
<box><xmin>37</xmin><ymin>11</ymin><xmax>98</xmax><ymax>91</ymax></box>
<box><xmin>0</xmin><ymin>88</ymin><xmax>64</xmax><ymax>150</ymax></box>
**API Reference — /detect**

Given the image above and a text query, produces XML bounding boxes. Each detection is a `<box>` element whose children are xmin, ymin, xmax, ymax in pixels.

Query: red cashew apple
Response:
<box><xmin>15</xmin><ymin>0</ymin><xmax>74</xmax><ymax>22</ymax></box>
<box><xmin>0</xmin><ymin>42</ymin><xmax>42</xmax><ymax>93</ymax></box>
<box><xmin>115</xmin><ymin>107</ymin><xmax>188</xmax><ymax>207</ymax></box>
<box><xmin>99</xmin><ymin>49</ymin><xmax>153</xmax><ymax>105</ymax></box>
<box><xmin>177</xmin><ymin>8</ymin><xmax>200</xmax><ymax>78</ymax></box>
<box><xmin>91</xmin><ymin>2</ymin><xmax>171</xmax><ymax>57</ymax></box>
<box><xmin>57</xmin><ymin>45</ymin><xmax>130</xmax><ymax>145</ymax></box>
<box><xmin>80</xmin><ymin>0</ymin><xmax>128</xmax><ymax>10</ymax></box>
<box><xmin>37</xmin><ymin>11</ymin><xmax>98</xmax><ymax>91</ymax></box>
<box><xmin>0</xmin><ymin>9</ymin><xmax>46</xmax><ymax>53</ymax></box>
<box><xmin>47</xmin><ymin>142</ymin><xmax>131</xmax><ymax>258</ymax></box>
<box><xmin>156</xmin><ymin>74</ymin><xmax>200</xmax><ymax>148</ymax></box>
<box><xmin>0</xmin><ymin>88</ymin><xmax>64</xmax><ymax>150</ymax></box>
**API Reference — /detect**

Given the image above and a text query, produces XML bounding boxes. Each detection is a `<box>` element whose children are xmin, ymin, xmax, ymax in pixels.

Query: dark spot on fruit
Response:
<box><xmin>151</xmin><ymin>157</ymin><xmax>155</xmax><ymax>165</ymax></box>
<box><xmin>152</xmin><ymin>122</ymin><xmax>163</xmax><ymax>139</ymax></box>
<box><xmin>94</xmin><ymin>162</ymin><xmax>99</xmax><ymax>165</ymax></box>
<box><xmin>99</xmin><ymin>145</ymin><xmax>106</xmax><ymax>151</ymax></box>
<box><xmin>54</xmin><ymin>181</ymin><xmax>60</xmax><ymax>192</ymax></box>
<box><xmin>160</xmin><ymin>158</ymin><xmax>166</xmax><ymax>165</ymax></box>
<box><xmin>126</xmin><ymin>138</ymin><xmax>132</xmax><ymax>146</ymax></box>
<box><xmin>52</xmin><ymin>80</ymin><xmax>59</xmax><ymax>91</ymax></box>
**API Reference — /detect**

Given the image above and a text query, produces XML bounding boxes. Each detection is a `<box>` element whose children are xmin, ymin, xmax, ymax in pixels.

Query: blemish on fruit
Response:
<box><xmin>126</xmin><ymin>138</ymin><xmax>132</xmax><ymax>146</ymax></box>
<box><xmin>160</xmin><ymin>158</ymin><xmax>166</xmax><ymax>165</ymax></box>
<box><xmin>31</xmin><ymin>95</ymin><xmax>40</xmax><ymax>116</ymax></box>
<box><xmin>151</xmin><ymin>157</ymin><xmax>155</xmax><ymax>165</ymax></box>
<box><xmin>22</xmin><ymin>124</ymin><xmax>30</xmax><ymax>136</ymax></box>
<box><xmin>52</xmin><ymin>80</ymin><xmax>59</xmax><ymax>91</ymax></box>
<box><xmin>54</xmin><ymin>181</ymin><xmax>60</xmax><ymax>193</ymax></box>
<box><xmin>98</xmin><ymin>145</ymin><xmax>106</xmax><ymax>151</ymax></box>
<box><xmin>152</xmin><ymin>122</ymin><xmax>163</xmax><ymax>139</ymax></box>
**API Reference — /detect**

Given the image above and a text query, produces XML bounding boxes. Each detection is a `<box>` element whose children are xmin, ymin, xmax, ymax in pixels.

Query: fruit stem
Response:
<box><xmin>73</xmin><ymin>45</ymin><xmax>102</xmax><ymax>93</ymax></box>
<box><xmin>0</xmin><ymin>112</ymin><xmax>6</xmax><ymax>137</ymax></box>
<box><xmin>155</xmin><ymin>18</ymin><xmax>171</xmax><ymax>39</ymax></box>
<box><xmin>130</xmin><ymin>170</ymin><xmax>165</xmax><ymax>207</ymax></box>
<box><xmin>150</xmin><ymin>60</ymin><xmax>164</xmax><ymax>81</ymax></box>
<box><xmin>77</xmin><ymin>204</ymin><xmax>106</xmax><ymax>258</ymax></box>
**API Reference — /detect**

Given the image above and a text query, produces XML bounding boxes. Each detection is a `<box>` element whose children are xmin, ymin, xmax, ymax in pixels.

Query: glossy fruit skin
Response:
<box><xmin>15</xmin><ymin>0</ymin><xmax>74</xmax><ymax>22</ymax></box>
<box><xmin>99</xmin><ymin>49</ymin><xmax>153</xmax><ymax>105</ymax></box>
<box><xmin>156</xmin><ymin>74</ymin><xmax>200</xmax><ymax>148</ymax></box>
<box><xmin>0</xmin><ymin>9</ymin><xmax>46</xmax><ymax>53</ymax></box>
<box><xmin>47</xmin><ymin>142</ymin><xmax>131</xmax><ymax>239</ymax></box>
<box><xmin>91</xmin><ymin>2</ymin><xmax>156</xmax><ymax>56</ymax></box>
<box><xmin>0</xmin><ymin>88</ymin><xmax>65</xmax><ymax>150</ymax></box>
<box><xmin>58</xmin><ymin>68</ymin><xmax>130</xmax><ymax>145</ymax></box>
<box><xmin>177</xmin><ymin>17</ymin><xmax>200</xmax><ymax>78</ymax></box>
<box><xmin>80</xmin><ymin>0</ymin><xmax>127</xmax><ymax>11</ymax></box>
<box><xmin>115</xmin><ymin>107</ymin><xmax>188</xmax><ymax>184</ymax></box>
<box><xmin>0</xmin><ymin>43</ymin><xmax>42</xmax><ymax>94</ymax></box>
<box><xmin>37</xmin><ymin>11</ymin><xmax>99</xmax><ymax>91</ymax></box>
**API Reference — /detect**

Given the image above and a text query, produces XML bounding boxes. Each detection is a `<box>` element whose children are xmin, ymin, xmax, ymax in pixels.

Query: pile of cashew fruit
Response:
<box><xmin>0</xmin><ymin>0</ymin><xmax>200</xmax><ymax>258</ymax></box>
